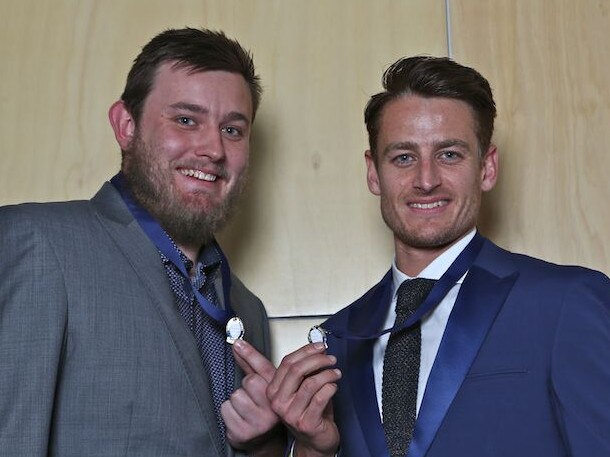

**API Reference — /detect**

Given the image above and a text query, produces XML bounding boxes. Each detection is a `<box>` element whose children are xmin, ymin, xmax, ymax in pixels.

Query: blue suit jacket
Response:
<box><xmin>324</xmin><ymin>237</ymin><xmax>610</xmax><ymax>457</ymax></box>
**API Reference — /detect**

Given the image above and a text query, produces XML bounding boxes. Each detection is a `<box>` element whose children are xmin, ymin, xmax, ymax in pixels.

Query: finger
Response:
<box><xmin>270</xmin><ymin>353</ymin><xmax>335</xmax><ymax>405</ymax></box>
<box><xmin>269</xmin><ymin>354</ymin><xmax>337</xmax><ymax>416</ymax></box>
<box><xmin>282</xmin><ymin>369</ymin><xmax>341</xmax><ymax>425</ymax></box>
<box><xmin>226</xmin><ymin>385</ymin><xmax>271</xmax><ymax>429</ymax></box>
<box><xmin>224</xmin><ymin>384</ymin><xmax>281</xmax><ymax>445</ymax></box>
<box><xmin>268</xmin><ymin>343</ymin><xmax>328</xmax><ymax>397</ymax></box>
<box><xmin>234</xmin><ymin>373</ymin><xmax>271</xmax><ymax>411</ymax></box>
<box><xmin>221</xmin><ymin>399</ymin><xmax>248</xmax><ymax>440</ymax></box>
<box><xmin>297</xmin><ymin>380</ymin><xmax>339</xmax><ymax>426</ymax></box>
<box><xmin>292</xmin><ymin>384</ymin><xmax>340</xmax><ymax>456</ymax></box>
<box><xmin>233</xmin><ymin>347</ymin><xmax>255</xmax><ymax>376</ymax></box>
<box><xmin>227</xmin><ymin>386</ymin><xmax>256</xmax><ymax>421</ymax></box>
<box><xmin>222</xmin><ymin>398</ymin><xmax>260</xmax><ymax>448</ymax></box>
<box><xmin>233</xmin><ymin>339</ymin><xmax>277</xmax><ymax>383</ymax></box>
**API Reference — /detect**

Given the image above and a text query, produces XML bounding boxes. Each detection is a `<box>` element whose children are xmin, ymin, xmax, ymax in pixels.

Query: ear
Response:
<box><xmin>365</xmin><ymin>150</ymin><xmax>381</xmax><ymax>196</ymax></box>
<box><xmin>480</xmin><ymin>144</ymin><xmax>498</xmax><ymax>192</ymax></box>
<box><xmin>108</xmin><ymin>100</ymin><xmax>136</xmax><ymax>150</ymax></box>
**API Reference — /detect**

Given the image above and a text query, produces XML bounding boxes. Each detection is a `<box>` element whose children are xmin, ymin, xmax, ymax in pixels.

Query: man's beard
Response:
<box><xmin>122</xmin><ymin>133</ymin><xmax>248</xmax><ymax>249</ymax></box>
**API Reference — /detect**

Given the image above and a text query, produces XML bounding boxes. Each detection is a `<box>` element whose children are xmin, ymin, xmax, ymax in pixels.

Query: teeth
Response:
<box><xmin>180</xmin><ymin>169</ymin><xmax>217</xmax><ymax>182</ymax></box>
<box><xmin>410</xmin><ymin>201</ymin><xmax>446</xmax><ymax>209</ymax></box>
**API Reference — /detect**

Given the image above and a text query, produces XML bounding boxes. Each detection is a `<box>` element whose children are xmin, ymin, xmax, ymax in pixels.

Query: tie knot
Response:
<box><xmin>395</xmin><ymin>278</ymin><xmax>436</xmax><ymax>318</ymax></box>
<box><xmin>199</xmin><ymin>267</ymin><xmax>221</xmax><ymax>308</ymax></box>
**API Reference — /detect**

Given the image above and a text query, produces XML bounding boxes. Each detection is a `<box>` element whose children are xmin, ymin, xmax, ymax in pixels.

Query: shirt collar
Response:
<box><xmin>198</xmin><ymin>241</ymin><xmax>222</xmax><ymax>271</ymax></box>
<box><xmin>159</xmin><ymin>236</ymin><xmax>221</xmax><ymax>275</ymax></box>
<box><xmin>391</xmin><ymin>229</ymin><xmax>476</xmax><ymax>298</ymax></box>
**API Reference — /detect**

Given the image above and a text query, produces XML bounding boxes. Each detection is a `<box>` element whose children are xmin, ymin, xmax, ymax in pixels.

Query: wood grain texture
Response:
<box><xmin>0</xmin><ymin>1</ymin><xmax>447</xmax><ymax>318</ymax></box>
<box><xmin>450</xmin><ymin>0</ymin><xmax>610</xmax><ymax>274</ymax></box>
<box><xmin>0</xmin><ymin>0</ymin><xmax>213</xmax><ymax>204</ymax></box>
<box><xmin>217</xmin><ymin>1</ymin><xmax>448</xmax><ymax>316</ymax></box>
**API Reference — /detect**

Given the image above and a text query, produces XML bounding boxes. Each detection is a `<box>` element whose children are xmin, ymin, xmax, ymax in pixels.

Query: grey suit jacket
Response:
<box><xmin>0</xmin><ymin>182</ymin><xmax>272</xmax><ymax>457</ymax></box>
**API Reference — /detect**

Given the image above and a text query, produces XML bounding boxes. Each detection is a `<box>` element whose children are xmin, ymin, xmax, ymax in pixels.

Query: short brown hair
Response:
<box><xmin>365</xmin><ymin>56</ymin><xmax>496</xmax><ymax>159</ymax></box>
<box><xmin>121</xmin><ymin>27</ymin><xmax>262</xmax><ymax>123</ymax></box>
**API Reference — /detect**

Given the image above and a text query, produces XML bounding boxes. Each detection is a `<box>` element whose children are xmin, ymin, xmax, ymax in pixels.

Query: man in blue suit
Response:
<box><xmin>265</xmin><ymin>56</ymin><xmax>610</xmax><ymax>457</ymax></box>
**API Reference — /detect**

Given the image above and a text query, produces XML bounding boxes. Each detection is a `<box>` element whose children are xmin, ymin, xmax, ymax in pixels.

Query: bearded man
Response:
<box><xmin>0</xmin><ymin>28</ymin><xmax>284</xmax><ymax>457</ymax></box>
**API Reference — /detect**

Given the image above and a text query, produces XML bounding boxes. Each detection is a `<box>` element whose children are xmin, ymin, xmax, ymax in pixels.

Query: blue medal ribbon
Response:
<box><xmin>111</xmin><ymin>172</ymin><xmax>234</xmax><ymax>324</ymax></box>
<box><xmin>323</xmin><ymin>232</ymin><xmax>484</xmax><ymax>340</ymax></box>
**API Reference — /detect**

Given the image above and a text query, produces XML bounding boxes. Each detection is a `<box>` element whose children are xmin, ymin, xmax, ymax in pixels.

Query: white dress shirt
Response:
<box><xmin>373</xmin><ymin>229</ymin><xmax>476</xmax><ymax>419</ymax></box>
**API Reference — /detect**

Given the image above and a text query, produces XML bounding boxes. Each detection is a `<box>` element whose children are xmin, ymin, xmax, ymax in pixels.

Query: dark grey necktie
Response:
<box><xmin>382</xmin><ymin>278</ymin><xmax>436</xmax><ymax>457</ymax></box>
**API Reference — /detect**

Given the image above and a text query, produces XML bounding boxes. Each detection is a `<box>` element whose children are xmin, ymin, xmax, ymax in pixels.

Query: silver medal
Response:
<box><xmin>226</xmin><ymin>316</ymin><xmax>245</xmax><ymax>344</ymax></box>
<box><xmin>308</xmin><ymin>325</ymin><xmax>327</xmax><ymax>348</ymax></box>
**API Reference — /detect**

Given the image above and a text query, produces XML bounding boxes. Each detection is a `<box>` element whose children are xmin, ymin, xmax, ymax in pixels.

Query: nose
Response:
<box><xmin>414</xmin><ymin>157</ymin><xmax>441</xmax><ymax>192</ymax></box>
<box><xmin>194</xmin><ymin>128</ymin><xmax>225</xmax><ymax>161</ymax></box>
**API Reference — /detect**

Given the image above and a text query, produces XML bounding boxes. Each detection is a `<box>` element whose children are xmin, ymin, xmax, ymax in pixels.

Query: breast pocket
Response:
<box><xmin>466</xmin><ymin>368</ymin><xmax>530</xmax><ymax>381</ymax></box>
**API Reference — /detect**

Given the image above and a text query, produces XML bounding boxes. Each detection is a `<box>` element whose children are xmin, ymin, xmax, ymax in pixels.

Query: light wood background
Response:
<box><xmin>1</xmin><ymin>0</ymin><xmax>608</xmax><ymax>363</ymax></box>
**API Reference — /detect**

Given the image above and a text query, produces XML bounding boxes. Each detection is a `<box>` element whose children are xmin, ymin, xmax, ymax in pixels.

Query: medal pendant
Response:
<box><xmin>226</xmin><ymin>316</ymin><xmax>245</xmax><ymax>344</ymax></box>
<box><xmin>308</xmin><ymin>325</ymin><xmax>328</xmax><ymax>348</ymax></box>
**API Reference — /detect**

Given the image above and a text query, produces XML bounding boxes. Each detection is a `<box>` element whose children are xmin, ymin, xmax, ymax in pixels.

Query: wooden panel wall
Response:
<box><xmin>450</xmin><ymin>0</ymin><xmax>610</xmax><ymax>274</ymax></box>
<box><xmin>0</xmin><ymin>1</ymin><xmax>446</xmax><ymax>322</ymax></box>
<box><xmin>218</xmin><ymin>1</ymin><xmax>447</xmax><ymax>317</ymax></box>
<box><xmin>2</xmin><ymin>0</ymin><xmax>607</xmax><ymax>361</ymax></box>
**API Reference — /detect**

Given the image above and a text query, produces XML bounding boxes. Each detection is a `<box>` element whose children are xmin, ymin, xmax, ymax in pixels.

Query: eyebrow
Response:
<box><xmin>168</xmin><ymin>102</ymin><xmax>250</xmax><ymax>125</ymax></box>
<box><xmin>433</xmin><ymin>139</ymin><xmax>471</xmax><ymax>150</ymax></box>
<box><xmin>382</xmin><ymin>138</ymin><xmax>471</xmax><ymax>155</ymax></box>
<box><xmin>383</xmin><ymin>141</ymin><xmax>419</xmax><ymax>155</ymax></box>
<box><xmin>169</xmin><ymin>102</ymin><xmax>208</xmax><ymax>114</ymax></box>
<box><xmin>223</xmin><ymin>111</ymin><xmax>250</xmax><ymax>125</ymax></box>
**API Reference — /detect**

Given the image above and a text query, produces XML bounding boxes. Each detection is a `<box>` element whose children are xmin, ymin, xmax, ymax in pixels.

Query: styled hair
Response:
<box><xmin>121</xmin><ymin>27</ymin><xmax>262</xmax><ymax>123</ymax></box>
<box><xmin>364</xmin><ymin>55</ymin><xmax>496</xmax><ymax>159</ymax></box>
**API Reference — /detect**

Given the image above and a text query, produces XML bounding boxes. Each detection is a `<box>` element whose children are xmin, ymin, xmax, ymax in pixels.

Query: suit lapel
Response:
<box><xmin>409</xmin><ymin>242</ymin><xmax>519</xmax><ymax>457</ymax></box>
<box><xmin>342</xmin><ymin>272</ymin><xmax>393</xmax><ymax>457</ymax></box>
<box><xmin>91</xmin><ymin>182</ymin><xmax>225</xmax><ymax>457</ymax></box>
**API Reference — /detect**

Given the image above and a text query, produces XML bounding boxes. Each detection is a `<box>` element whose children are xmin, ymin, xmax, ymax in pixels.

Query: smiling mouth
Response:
<box><xmin>409</xmin><ymin>200</ymin><xmax>448</xmax><ymax>209</ymax></box>
<box><xmin>179</xmin><ymin>168</ymin><xmax>217</xmax><ymax>182</ymax></box>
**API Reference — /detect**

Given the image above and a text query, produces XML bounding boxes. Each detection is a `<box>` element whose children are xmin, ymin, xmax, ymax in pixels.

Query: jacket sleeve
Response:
<box><xmin>0</xmin><ymin>206</ymin><xmax>67</xmax><ymax>455</ymax></box>
<box><xmin>551</xmin><ymin>269</ymin><xmax>610</xmax><ymax>457</ymax></box>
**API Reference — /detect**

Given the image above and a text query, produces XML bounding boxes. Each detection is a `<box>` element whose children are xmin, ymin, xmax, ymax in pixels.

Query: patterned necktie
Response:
<box><xmin>162</xmin><ymin>250</ymin><xmax>234</xmax><ymax>450</ymax></box>
<box><xmin>194</xmin><ymin>265</ymin><xmax>234</xmax><ymax>444</ymax></box>
<box><xmin>382</xmin><ymin>278</ymin><xmax>436</xmax><ymax>457</ymax></box>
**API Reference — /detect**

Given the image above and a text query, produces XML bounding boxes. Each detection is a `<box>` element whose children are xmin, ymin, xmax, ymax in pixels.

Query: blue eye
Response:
<box><xmin>177</xmin><ymin>116</ymin><xmax>195</xmax><ymax>126</ymax></box>
<box><xmin>393</xmin><ymin>154</ymin><xmax>414</xmax><ymax>166</ymax></box>
<box><xmin>440</xmin><ymin>150</ymin><xmax>463</xmax><ymax>161</ymax></box>
<box><xmin>222</xmin><ymin>126</ymin><xmax>243</xmax><ymax>137</ymax></box>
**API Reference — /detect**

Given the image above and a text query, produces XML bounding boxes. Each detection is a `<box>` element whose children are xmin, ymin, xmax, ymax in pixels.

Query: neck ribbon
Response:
<box><xmin>324</xmin><ymin>232</ymin><xmax>484</xmax><ymax>340</ymax></box>
<box><xmin>111</xmin><ymin>172</ymin><xmax>234</xmax><ymax>324</ymax></box>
